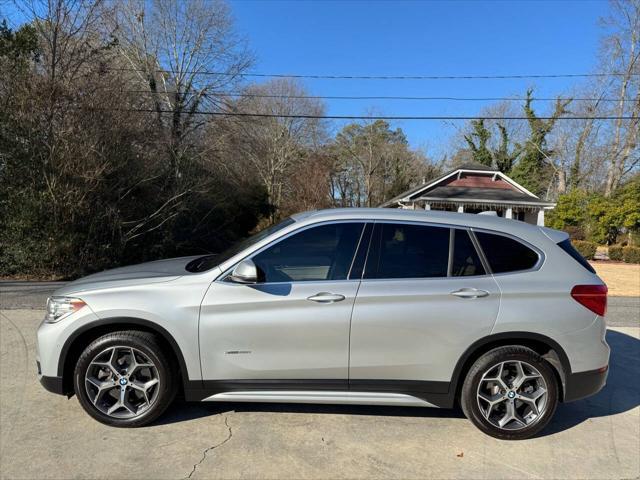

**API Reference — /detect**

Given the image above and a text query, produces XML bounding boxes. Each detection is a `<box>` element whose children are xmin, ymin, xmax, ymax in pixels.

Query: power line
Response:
<box><xmin>108</xmin><ymin>67</ymin><xmax>639</xmax><ymax>80</ymax></box>
<box><xmin>79</xmin><ymin>107</ymin><xmax>638</xmax><ymax>121</ymax></box>
<box><xmin>116</xmin><ymin>89</ymin><xmax>637</xmax><ymax>103</ymax></box>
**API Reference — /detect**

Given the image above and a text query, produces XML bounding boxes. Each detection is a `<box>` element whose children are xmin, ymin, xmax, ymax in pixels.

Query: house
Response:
<box><xmin>380</xmin><ymin>163</ymin><xmax>556</xmax><ymax>226</ymax></box>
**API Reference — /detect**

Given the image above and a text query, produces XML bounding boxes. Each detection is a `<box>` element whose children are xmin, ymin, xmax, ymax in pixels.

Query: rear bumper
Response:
<box><xmin>564</xmin><ymin>366</ymin><xmax>608</xmax><ymax>402</ymax></box>
<box><xmin>40</xmin><ymin>375</ymin><xmax>66</xmax><ymax>396</ymax></box>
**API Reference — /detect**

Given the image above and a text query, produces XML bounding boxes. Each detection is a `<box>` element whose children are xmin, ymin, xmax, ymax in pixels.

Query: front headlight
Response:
<box><xmin>45</xmin><ymin>296</ymin><xmax>87</xmax><ymax>323</ymax></box>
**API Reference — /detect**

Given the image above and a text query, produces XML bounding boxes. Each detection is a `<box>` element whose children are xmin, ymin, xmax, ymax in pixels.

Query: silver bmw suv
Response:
<box><xmin>37</xmin><ymin>208</ymin><xmax>609</xmax><ymax>440</ymax></box>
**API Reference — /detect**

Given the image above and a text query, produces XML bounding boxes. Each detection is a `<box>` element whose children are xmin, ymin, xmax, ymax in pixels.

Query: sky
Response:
<box><xmin>2</xmin><ymin>0</ymin><xmax>611</xmax><ymax>157</ymax></box>
<box><xmin>229</xmin><ymin>0</ymin><xmax>610</xmax><ymax>156</ymax></box>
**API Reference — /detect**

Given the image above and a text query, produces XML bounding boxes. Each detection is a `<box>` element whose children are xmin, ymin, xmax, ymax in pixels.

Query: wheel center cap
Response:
<box><xmin>507</xmin><ymin>391</ymin><xmax>516</xmax><ymax>399</ymax></box>
<box><xmin>119</xmin><ymin>378</ymin><xmax>128</xmax><ymax>386</ymax></box>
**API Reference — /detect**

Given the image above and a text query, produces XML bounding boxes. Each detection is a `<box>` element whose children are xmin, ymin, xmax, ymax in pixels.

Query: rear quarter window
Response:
<box><xmin>475</xmin><ymin>231</ymin><xmax>539</xmax><ymax>274</ymax></box>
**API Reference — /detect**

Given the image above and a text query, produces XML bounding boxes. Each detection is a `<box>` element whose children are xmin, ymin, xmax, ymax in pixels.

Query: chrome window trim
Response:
<box><xmin>217</xmin><ymin>218</ymin><xmax>544</xmax><ymax>284</ymax></box>
<box><xmin>217</xmin><ymin>220</ymin><xmax>370</xmax><ymax>285</ymax></box>
<box><xmin>361</xmin><ymin>220</ymin><xmax>540</xmax><ymax>281</ymax></box>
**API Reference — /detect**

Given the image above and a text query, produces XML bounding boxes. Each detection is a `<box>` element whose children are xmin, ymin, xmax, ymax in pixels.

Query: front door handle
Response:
<box><xmin>450</xmin><ymin>288</ymin><xmax>490</xmax><ymax>299</ymax></box>
<box><xmin>307</xmin><ymin>292</ymin><xmax>346</xmax><ymax>303</ymax></box>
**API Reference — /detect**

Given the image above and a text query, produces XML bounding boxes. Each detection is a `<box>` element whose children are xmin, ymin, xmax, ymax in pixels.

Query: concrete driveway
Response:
<box><xmin>0</xmin><ymin>289</ymin><xmax>638</xmax><ymax>479</ymax></box>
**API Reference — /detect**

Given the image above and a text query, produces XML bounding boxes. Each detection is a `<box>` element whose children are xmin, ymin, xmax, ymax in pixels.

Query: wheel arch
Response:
<box><xmin>451</xmin><ymin>332</ymin><xmax>571</xmax><ymax>403</ymax></box>
<box><xmin>58</xmin><ymin>317</ymin><xmax>191</xmax><ymax>396</ymax></box>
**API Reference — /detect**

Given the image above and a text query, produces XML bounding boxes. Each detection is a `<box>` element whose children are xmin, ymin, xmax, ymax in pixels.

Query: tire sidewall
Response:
<box><xmin>74</xmin><ymin>332</ymin><xmax>175</xmax><ymax>427</ymax></box>
<box><xmin>462</xmin><ymin>347</ymin><xmax>559</xmax><ymax>440</ymax></box>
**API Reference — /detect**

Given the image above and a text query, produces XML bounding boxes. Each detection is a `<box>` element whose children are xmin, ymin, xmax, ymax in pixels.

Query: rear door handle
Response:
<box><xmin>307</xmin><ymin>292</ymin><xmax>346</xmax><ymax>303</ymax></box>
<box><xmin>450</xmin><ymin>288</ymin><xmax>490</xmax><ymax>299</ymax></box>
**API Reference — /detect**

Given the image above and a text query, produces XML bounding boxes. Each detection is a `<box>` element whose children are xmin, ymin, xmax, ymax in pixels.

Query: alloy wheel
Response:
<box><xmin>476</xmin><ymin>360</ymin><xmax>548</xmax><ymax>431</ymax></box>
<box><xmin>84</xmin><ymin>346</ymin><xmax>160</xmax><ymax>419</ymax></box>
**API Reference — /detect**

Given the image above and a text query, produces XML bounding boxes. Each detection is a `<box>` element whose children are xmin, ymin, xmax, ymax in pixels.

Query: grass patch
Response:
<box><xmin>591</xmin><ymin>262</ymin><xmax>640</xmax><ymax>297</ymax></box>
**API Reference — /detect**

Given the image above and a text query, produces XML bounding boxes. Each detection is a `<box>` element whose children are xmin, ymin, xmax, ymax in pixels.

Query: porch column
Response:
<box><xmin>457</xmin><ymin>205</ymin><xmax>464</xmax><ymax>213</ymax></box>
<box><xmin>424</xmin><ymin>203</ymin><xmax>431</xmax><ymax>210</ymax></box>
<box><xmin>537</xmin><ymin>209</ymin><xmax>545</xmax><ymax>226</ymax></box>
<box><xmin>505</xmin><ymin>207</ymin><xmax>513</xmax><ymax>219</ymax></box>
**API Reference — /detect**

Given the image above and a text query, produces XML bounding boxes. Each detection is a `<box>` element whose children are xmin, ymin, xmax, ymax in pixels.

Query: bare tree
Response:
<box><xmin>218</xmin><ymin>78</ymin><xmax>327</xmax><ymax>221</ymax></box>
<box><xmin>12</xmin><ymin>0</ymin><xmax>110</xmax><ymax>212</ymax></box>
<box><xmin>331</xmin><ymin>118</ymin><xmax>436</xmax><ymax>207</ymax></box>
<box><xmin>549</xmin><ymin>87</ymin><xmax>609</xmax><ymax>193</ymax></box>
<box><xmin>280</xmin><ymin>149</ymin><xmax>334</xmax><ymax>216</ymax></box>
<box><xmin>601</xmin><ymin>0</ymin><xmax>640</xmax><ymax>195</ymax></box>
<box><xmin>109</xmin><ymin>0</ymin><xmax>252</xmax><ymax>176</ymax></box>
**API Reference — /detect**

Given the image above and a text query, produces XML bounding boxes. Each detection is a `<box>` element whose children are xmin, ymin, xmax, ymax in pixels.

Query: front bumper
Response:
<box><xmin>564</xmin><ymin>366</ymin><xmax>608</xmax><ymax>402</ymax></box>
<box><xmin>36</xmin><ymin>306</ymin><xmax>99</xmax><ymax>388</ymax></box>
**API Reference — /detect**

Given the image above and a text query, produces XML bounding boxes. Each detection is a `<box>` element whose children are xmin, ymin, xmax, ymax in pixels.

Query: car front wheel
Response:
<box><xmin>461</xmin><ymin>346</ymin><xmax>559</xmax><ymax>440</ymax></box>
<box><xmin>74</xmin><ymin>330</ymin><xmax>177</xmax><ymax>427</ymax></box>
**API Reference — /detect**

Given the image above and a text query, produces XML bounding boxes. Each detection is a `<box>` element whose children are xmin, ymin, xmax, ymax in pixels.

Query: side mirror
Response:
<box><xmin>228</xmin><ymin>259</ymin><xmax>259</xmax><ymax>284</ymax></box>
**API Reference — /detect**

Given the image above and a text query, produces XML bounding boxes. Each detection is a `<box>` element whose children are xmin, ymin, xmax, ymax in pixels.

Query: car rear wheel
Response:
<box><xmin>74</xmin><ymin>330</ymin><xmax>177</xmax><ymax>427</ymax></box>
<box><xmin>461</xmin><ymin>346</ymin><xmax>559</xmax><ymax>440</ymax></box>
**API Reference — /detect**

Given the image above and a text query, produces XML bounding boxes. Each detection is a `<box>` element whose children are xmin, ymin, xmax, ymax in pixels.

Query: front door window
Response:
<box><xmin>252</xmin><ymin>223</ymin><xmax>364</xmax><ymax>282</ymax></box>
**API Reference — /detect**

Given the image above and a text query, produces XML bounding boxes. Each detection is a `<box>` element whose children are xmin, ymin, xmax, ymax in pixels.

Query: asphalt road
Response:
<box><xmin>0</xmin><ymin>286</ymin><xmax>638</xmax><ymax>479</ymax></box>
<box><xmin>0</xmin><ymin>281</ymin><xmax>66</xmax><ymax>310</ymax></box>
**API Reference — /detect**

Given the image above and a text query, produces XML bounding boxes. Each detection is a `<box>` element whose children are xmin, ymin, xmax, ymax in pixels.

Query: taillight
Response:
<box><xmin>571</xmin><ymin>285</ymin><xmax>607</xmax><ymax>316</ymax></box>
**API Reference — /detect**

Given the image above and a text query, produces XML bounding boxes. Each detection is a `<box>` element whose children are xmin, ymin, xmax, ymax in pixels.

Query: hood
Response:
<box><xmin>54</xmin><ymin>256</ymin><xmax>202</xmax><ymax>296</ymax></box>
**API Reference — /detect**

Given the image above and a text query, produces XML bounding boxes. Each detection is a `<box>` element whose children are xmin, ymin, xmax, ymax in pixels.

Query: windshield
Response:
<box><xmin>185</xmin><ymin>217</ymin><xmax>296</xmax><ymax>273</ymax></box>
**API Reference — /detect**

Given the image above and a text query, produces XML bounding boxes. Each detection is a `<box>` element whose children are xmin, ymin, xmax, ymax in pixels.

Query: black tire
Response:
<box><xmin>74</xmin><ymin>330</ymin><xmax>177</xmax><ymax>427</ymax></box>
<box><xmin>460</xmin><ymin>346</ymin><xmax>559</xmax><ymax>440</ymax></box>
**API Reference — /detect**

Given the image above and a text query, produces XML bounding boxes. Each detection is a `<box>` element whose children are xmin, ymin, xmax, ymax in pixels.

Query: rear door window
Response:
<box><xmin>451</xmin><ymin>229</ymin><xmax>486</xmax><ymax>277</ymax></box>
<box><xmin>475</xmin><ymin>231</ymin><xmax>539</xmax><ymax>273</ymax></box>
<box><xmin>364</xmin><ymin>223</ymin><xmax>449</xmax><ymax>279</ymax></box>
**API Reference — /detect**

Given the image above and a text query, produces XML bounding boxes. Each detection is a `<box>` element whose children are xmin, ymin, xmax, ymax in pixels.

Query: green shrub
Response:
<box><xmin>551</xmin><ymin>179</ymin><xmax>640</xmax><ymax>246</ymax></box>
<box><xmin>564</xmin><ymin>225</ymin><xmax>586</xmax><ymax>241</ymax></box>
<box><xmin>546</xmin><ymin>190</ymin><xmax>589</xmax><ymax>232</ymax></box>
<box><xmin>608</xmin><ymin>245</ymin><xmax>624</xmax><ymax>261</ymax></box>
<box><xmin>622</xmin><ymin>246</ymin><xmax>640</xmax><ymax>264</ymax></box>
<box><xmin>572</xmin><ymin>240</ymin><xmax>597</xmax><ymax>260</ymax></box>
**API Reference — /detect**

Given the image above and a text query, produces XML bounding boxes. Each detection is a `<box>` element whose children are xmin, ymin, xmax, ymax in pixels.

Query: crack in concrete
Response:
<box><xmin>185</xmin><ymin>416</ymin><xmax>233</xmax><ymax>479</ymax></box>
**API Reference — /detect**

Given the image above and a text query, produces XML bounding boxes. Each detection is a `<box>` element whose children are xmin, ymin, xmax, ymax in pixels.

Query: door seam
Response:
<box><xmin>489</xmin><ymin>274</ymin><xmax>503</xmax><ymax>334</ymax></box>
<box><xmin>347</xmin><ymin>279</ymin><xmax>363</xmax><ymax>389</ymax></box>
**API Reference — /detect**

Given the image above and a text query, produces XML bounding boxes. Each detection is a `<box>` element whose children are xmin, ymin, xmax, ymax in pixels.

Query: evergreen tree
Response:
<box><xmin>463</xmin><ymin>119</ymin><xmax>493</xmax><ymax>166</ymax></box>
<box><xmin>493</xmin><ymin>124</ymin><xmax>520</xmax><ymax>174</ymax></box>
<box><xmin>462</xmin><ymin>119</ymin><xmax>520</xmax><ymax>172</ymax></box>
<box><xmin>510</xmin><ymin>90</ymin><xmax>571</xmax><ymax>197</ymax></box>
